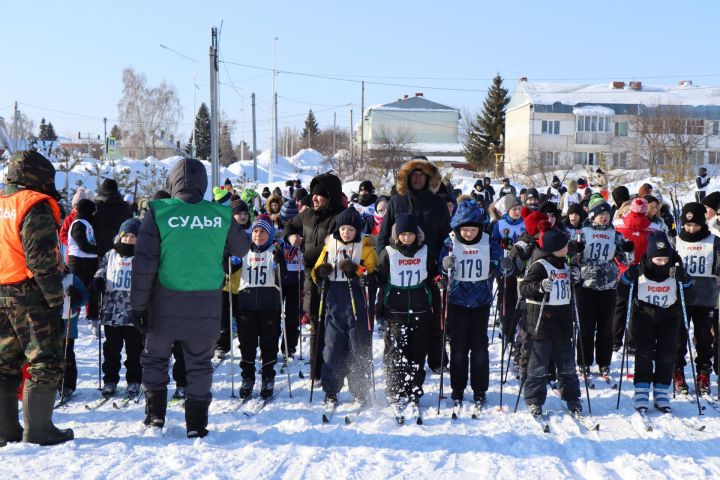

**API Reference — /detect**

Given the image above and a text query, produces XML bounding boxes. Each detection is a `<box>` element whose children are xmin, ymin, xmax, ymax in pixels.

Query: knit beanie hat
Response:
<box><xmin>646</xmin><ymin>230</ymin><xmax>673</xmax><ymax>259</ymax></box>
<box><xmin>629</xmin><ymin>197</ymin><xmax>649</xmax><ymax>215</ymax></box>
<box><xmin>526</xmin><ymin>188</ymin><xmax>539</xmax><ymax>201</ymax></box>
<box><xmin>311</xmin><ymin>182</ymin><xmax>330</xmax><ymax>199</ymax></box>
<box><xmin>359</xmin><ymin>180</ymin><xmax>376</xmax><ymax>194</ymax></box>
<box><xmin>75</xmin><ymin>199</ymin><xmax>96</xmax><ymax>218</ymax></box>
<box><xmin>612</xmin><ymin>186</ymin><xmax>630</xmax><ymax>207</ymax></box>
<box><xmin>280</xmin><ymin>200</ymin><xmax>300</xmax><ymax>223</ymax></box>
<box><xmin>567</xmin><ymin>203</ymin><xmax>585</xmax><ymax>217</ymax></box>
<box><xmin>224</xmin><ymin>178</ymin><xmax>232</xmax><ymax>187</ymax></box>
<box><xmin>503</xmin><ymin>194</ymin><xmax>522</xmax><ymax>212</ymax></box>
<box><xmin>395</xmin><ymin>213</ymin><xmax>419</xmax><ymax>235</ymax></box>
<box><xmin>333</xmin><ymin>207</ymin><xmax>363</xmax><ymax>242</ymax></box>
<box><xmin>537</xmin><ymin>222</ymin><xmax>568</xmax><ymax>253</ymax></box>
<box><xmin>101</xmin><ymin>179</ymin><xmax>119</xmax><ymax>195</ymax></box>
<box><xmin>261</xmin><ymin>187</ymin><xmax>271</xmax><ymax>198</ymax></box>
<box><xmin>213</xmin><ymin>186</ymin><xmax>231</xmax><ymax>204</ymax></box>
<box><xmin>539</xmin><ymin>201</ymin><xmax>558</xmax><ymax>217</ymax></box>
<box><xmin>577</xmin><ymin>178</ymin><xmax>588</xmax><ymax>188</ymax></box>
<box><xmin>588</xmin><ymin>197</ymin><xmax>611</xmax><ymax>219</ymax></box>
<box><xmin>702</xmin><ymin>191</ymin><xmax>720</xmax><ymax>211</ymax></box>
<box><xmin>251</xmin><ymin>214</ymin><xmax>275</xmax><ymax>240</ymax></box>
<box><xmin>231</xmin><ymin>198</ymin><xmax>249</xmax><ymax>215</ymax></box>
<box><xmin>681</xmin><ymin>202</ymin><xmax>707</xmax><ymax>225</ymax></box>
<box><xmin>118</xmin><ymin>218</ymin><xmax>141</xmax><ymax>238</ymax></box>
<box><xmin>522</xmin><ymin>207</ymin><xmax>549</xmax><ymax>236</ymax></box>
<box><xmin>72</xmin><ymin>187</ymin><xmax>88</xmax><ymax>207</ymax></box>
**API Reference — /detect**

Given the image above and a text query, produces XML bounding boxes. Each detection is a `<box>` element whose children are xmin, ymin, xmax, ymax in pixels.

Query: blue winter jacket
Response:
<box><xmin>439</xmin><ymin>231</ymin><xmax>501</xmax><ymax>308</ymax></box>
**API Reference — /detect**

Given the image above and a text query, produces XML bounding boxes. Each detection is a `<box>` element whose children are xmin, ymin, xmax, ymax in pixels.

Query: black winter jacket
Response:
<box><xmin>519</xmin><ymin>249</ymin><xmax>573</xmax><ymax>341</ymax></box>
<box><xmin>94</xmin><ymin>192</ymin><xmax>132</xmax><ymax>257</ymax></box>
<box><xmin>282</xmin><ymin>207</ymin><xmax>340</xmax><ymax>269</ymax></box>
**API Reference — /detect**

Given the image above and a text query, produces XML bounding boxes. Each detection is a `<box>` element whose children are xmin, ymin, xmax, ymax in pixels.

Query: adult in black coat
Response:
<box><xmin>376</xmin><ymin>156</ymin><xmax>452</xmax><ymax>371</ymax></box>
<box><xmin>282</xmin><ymin>172</ymin><xmax>344</xmax><ymax>381</ymax></box>
<box><xmin>94</xmin><ymin>179</ymin><xmax>132</xmax><ymax>258</ymax></box>
<box><xmin>131</xmin><ymin>158</ymin><xmax>249</xmax><ymax>437</ymax></box>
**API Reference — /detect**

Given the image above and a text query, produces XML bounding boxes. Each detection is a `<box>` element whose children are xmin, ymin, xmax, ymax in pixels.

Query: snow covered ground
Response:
<box><xmin>4</xmin><ymin>309</ymin><xmax>720</xmax><ymax>480</ymax></box>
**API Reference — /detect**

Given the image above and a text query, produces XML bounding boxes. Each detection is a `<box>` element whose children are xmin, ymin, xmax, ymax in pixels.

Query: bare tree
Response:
<box><xmin>367</xmin><ymin>125</ymin><xmax>417</xmax><ymax>185</ymax></box>
<box><xmin>311</xmin><ymin>127</ymin><xmax>351</xmax><ymax>158</ymax></box>
<box><xmin>118</xmin><ymin>67</ymin><xmax>182</xmax><ymax>158</ymax></box>
<box><xmin>631</xmin><ymin>101</ymin><xmax>705</xmax><ymax>203</ymax></box>
<box><xmin>7</xmin><ymin>111</ymin><xmax>35</xmax><ymax>148</ymax></box>
<box><xmin>513</xmin><ymin>150</ymin><xmax>576</xmax><ymax>188</ymax></box>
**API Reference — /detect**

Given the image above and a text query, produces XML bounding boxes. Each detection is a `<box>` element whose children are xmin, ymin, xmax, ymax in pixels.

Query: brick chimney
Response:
<box><xmin>415</xmin><ymin>92</ymin><xmax>423</xmax><ymax>97</ymax></box>
<box><xmin>612</xmin><ymin>81</ymin><xmax>625</xmax><ymax>89</ymax></box>
<box><xmin>629</xmin><ymin>81</ymin><xmax>642</xmax><ymax>91</ymax></box>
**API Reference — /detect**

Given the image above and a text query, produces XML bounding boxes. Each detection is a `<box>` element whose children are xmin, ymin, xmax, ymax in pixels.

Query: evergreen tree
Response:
<box><xmin>219</xmin><ymin>123</ymin><xmax>236</xmax><ymax>166</ymax></box>
<box><xmin>190</xmin><ymin>103</ymin><xmax>211</xmax><ymax>159</ymax></box>
<box><xmin>464</xmin><ymin>73</ymin><xmax>509</xmax><ymax>170</ymax></box>
<box><xmin>302</xmin><ymin>109</ymin><xmax>320</xmax><ymax>148</ymax></box>
<box><xmin>38</xmin><ymin>118</ymin><xmax>48</xmax><ymax>140</ymax></box>
<box><xmin>45</xmin><ymin>122</ymin><xmax>58</xmax><ymax>141</ymax></box>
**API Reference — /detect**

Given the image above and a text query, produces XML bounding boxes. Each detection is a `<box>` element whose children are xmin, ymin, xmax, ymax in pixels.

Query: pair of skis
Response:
<box><xmin>451</xmin><ymin>400</ymin><xmax>484</xmax><ymax>420</ymax></box>
<box><xmin>84</xmin><ymin>390</ymin><xmax>141</xmax><ymax>410</ymax></box>
<box><xmin>226</xmin><ymin>387</ymin><xmax>284</xmax><ymax>417</ymax></box>
<box><xmin>530</xmin><ymin>409</ymin><xmax>600</xmax><ymax>433</ymax></box>
<box><xmin>321</xmin><ymin>400</ymin><xmax>369</xmax><ymax>425</ymax></box>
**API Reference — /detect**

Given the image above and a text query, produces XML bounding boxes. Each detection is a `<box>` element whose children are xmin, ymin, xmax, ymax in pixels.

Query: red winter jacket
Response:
<box><xmin>613</xmin><ymin>211</ymin><xmax>657</xmax><ymax>275</ymax></box>
<box><xmin>59</xmin><ymin>209</ymin><xmax>76</xmax><ymax>246</ymax></box>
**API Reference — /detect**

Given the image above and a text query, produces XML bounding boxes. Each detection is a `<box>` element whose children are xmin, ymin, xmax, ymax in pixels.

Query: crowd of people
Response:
<box><xmin>1</xmin><ymin>150</ymin><xmax>719</xmax><ymax>445</ymax></box>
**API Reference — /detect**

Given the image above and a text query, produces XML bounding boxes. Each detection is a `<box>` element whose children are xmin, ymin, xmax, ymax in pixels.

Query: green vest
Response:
<box><xmin>151</xmin><ymin>198</ymin><xmax>231</xmax><ymax>291</ymax></box>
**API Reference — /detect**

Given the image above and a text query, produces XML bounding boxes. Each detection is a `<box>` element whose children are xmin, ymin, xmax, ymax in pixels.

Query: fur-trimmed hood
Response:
<box><xmin>266</xmin><ymin>194</ymin><xmax>283</xmax><ymax>213</ymax></box>
<box><xmin>395</xmin><ymin>159</ymin><xmax>442</xmax><ymax>196</ymax></box>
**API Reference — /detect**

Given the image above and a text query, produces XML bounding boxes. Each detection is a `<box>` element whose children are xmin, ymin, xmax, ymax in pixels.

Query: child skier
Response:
<box><xmin>312</xmin><ymin>207</ymin><xmax>377</xmax><ymax>408</ymax></box>
<box><xmin>280</xmin><ymin>200</ymin><xmax>304</xmax><ymax>358</ymax></box>
<box><xmin>237</xmin><ymin>215</ymin><xmax>287</xmax><ymax>399</ymax></box>
<box><xmin>376</xmin><ymin>213</ymin><xmax>433</xmax><ymax>419</ymax></box>
<box><xmin>520</xmin><ymin>224</ymin><xmax>582</xmax><ymax>415</ymax></box>
<box><xmin>673</xmin><ymin>202</ymin><xmax>720</xmax><ymax>395</ymax></box>
<box><xmin>574</xmin><ymin>197</ymin><xmax>634</xmax><ymax>377</ymax></box>
<box><xmin>439</xmin><ymin>199</ymin><xmax>501</xmax><ymax>408</ymax></box>
<box><xmin>58</xmin><ymin>261</ymin><xmax>89</xmax><ymax>399</ymax></box>
<box><xmin>92</xmin><ymin>218</ymin><xmax>143</xmax><ymax>398</ymax></box>
<box><xmin>621</xmin><ymin>230</ymin><xmax>691</xmax><ymax>412</ymax></box>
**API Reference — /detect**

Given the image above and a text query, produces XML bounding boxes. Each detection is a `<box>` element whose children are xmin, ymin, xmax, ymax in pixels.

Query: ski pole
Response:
<box><xmin>97</xmin><ymin>292</ymin><xmax>103</xmax><ymax>390</ymax></box>
<box><xmin>490</xmin><ymin>284</ymin><xmax>499</xmax><ymax>344</ymax></box>
<box><xmin>678</xmin><ymin>280</ymin><xmax>703</xmax><ymax>415</ymax></box>
<box><xmin>572</xmin><ymin>282</ymin><xmax>592</xmax><ymax>415</ymax></box>
<box><xmin>358</xmin><ymin>266</ymin><xmax>377</xmax><ymax>403</ymax></box>
<box><xmin>502</xmin><ymin>297</ymin><xmax>523</xmax><ymax>385</ymax></box>
<box><xmin>437</xmin><ymin>267</ymin><xmax>453</xmax><ymax>415</ymax></box>
<box><xmin>616</xmin><ymin>281</ymin><xmax>634</xmax><ymax>409</ymax></box>
<box><xmin>276</xmin><ymin>261</ymin><xmax>293</xmax><ymax>398</ymax></box>
<box><xmin>310</xmin><ymin>253</ymin><xmax>329</xmax><ymax>403</ymax></box>
<box><xmin>59</xmin><ymin>295</ymin><xmax>72</xmax><ymax>402</ymax></box>
<box><xmin>228</xmin><ymin>257</ymin><xmax>236</xmax><ymax>398</ymax></box>
<box><xmin>298</xmin><ymin>266</ymin><xmax>304</xmax><ymax>361</ymax></box>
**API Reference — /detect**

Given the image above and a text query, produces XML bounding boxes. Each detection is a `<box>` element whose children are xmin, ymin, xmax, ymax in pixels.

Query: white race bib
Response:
<box><xmin>496</xmin><ymin>218</ymin><xmax>526</xmax><ymax>243</ymax></box>
<box><xmin>582</xmin><ymin>226</ymin><xmax>616</xmax><ymax>263</ymax></box>
<box><xmin>526</xmin><ymin>259</ymin><xmax>571</xmax><ymax>306</ymax></box>
<box><xmin>637</xmin><ymin>275</ymin><xmax>677</xmax><ymax>308</ymax></box>
<box><xmin>450</xmin><ymin>232</ymin><xmax>490</xmax><ymax>282</ymax></box>
<box><xmin>105</xmin><ymin>250</ymin><xmax>133</xmax><ymax>292</ymax></box>
<box><xmin>68</xmin><ymin>218</ymin><xmax>97</xmax><ymax>258</ymax></box>
<box><xmin>387</xmin><ymin>244</ymin><xmax>428</xmax><ymax>287</ymax></box>
<box><xmin>325</xmin><ymin>237</ymin><xmax>362</xmax><ymax>282</ymax></box>
<box><xmin>240</xmin><ymin>249</ymin><xmax>276</xmax><ymax>289</ymax></box>
<box><xmin>677</xmin><ymin>236</ymin><xmax>715</xmax><ymax>278</ymax></box>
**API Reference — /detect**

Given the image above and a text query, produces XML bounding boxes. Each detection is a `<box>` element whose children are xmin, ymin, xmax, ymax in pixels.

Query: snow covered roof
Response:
<box><xmin>509</xmin><ymin>80</ymin><xmax>720</xmax><ymax>118</ymax></box>
<box><xmin>365</xmin><ymin>96</ymin><xmax>459</xmax><ymax>117</ymax></box>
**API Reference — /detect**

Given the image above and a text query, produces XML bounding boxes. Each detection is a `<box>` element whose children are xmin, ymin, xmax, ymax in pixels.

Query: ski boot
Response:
<box><xmin>566</xmin><ymin>399</ymin><xmax>583</xmax><ymax>415</ymax></box>
<box><xmin>239</xmin><ymin>379</ymin><xmax>254</xmax><ymax>399</ymax></box>
<box><xmin>674</xmin><ymin>368</ymin><xmax>689</xmax><ymax>395</ymax></box>
<box><xmin>527</xmin><ymin>403</ymin><xmax>542</xmax><ymax>416</ymax></box>
<box><xmin>653</xmin><ymin>383</ymin><xmax>672</xmax><ymax>413</ymax></box>
<box><xmin>260</xmin><ymin>378</ymin><xmax>274</xmax><ymax>400</ymax></box>
<box><xmin>697</xmin><ymin>371</ymin><xmax>711</xmax><ymax>396</ymax></box>
<box><xmin>633</xmin><ymin>382</ymin><xmax>650</xmax><ymax>411</ymax></box>
<box><xmin>172</xmin><ymin>386</ymin><xmax>186</xmax><ymax>400</ymax></box>
<box><xmin>101</xmin><ymin>382</ymin><xmax>117</xmax><ymax>398</ymax></box>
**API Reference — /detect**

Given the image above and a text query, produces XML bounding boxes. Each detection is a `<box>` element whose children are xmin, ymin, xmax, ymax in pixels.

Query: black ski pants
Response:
<box><xmin>448</xmin><ymin>304</ymin><xmax>490</xmax><ymax>399</ymax></box>
<box><xmin>577</xmin><ymin>287</ymin><xmax>616</xmax><ymax>369</ymax></box>
<box><xmin>238</xmin><ymin>310</ymin><xmax>280</xmax><ymax>381</ymax></box>
<box><xmin>102</xmin><ymin>325</ymin><xmax>143</xmax><ymax>385</ymax></box>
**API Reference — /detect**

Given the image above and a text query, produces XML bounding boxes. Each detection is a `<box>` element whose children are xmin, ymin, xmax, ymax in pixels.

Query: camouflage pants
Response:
<box><xmin>0</xmin><ymin>302</ymin><xmax>65</xmax><ymax>389</ymax></box>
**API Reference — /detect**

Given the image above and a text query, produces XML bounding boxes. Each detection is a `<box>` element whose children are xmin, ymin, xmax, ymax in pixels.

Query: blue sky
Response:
<box><xmin>2</xmin><ymin>0</ymin><xmax>719</xmax><ymax>149</ymax></box>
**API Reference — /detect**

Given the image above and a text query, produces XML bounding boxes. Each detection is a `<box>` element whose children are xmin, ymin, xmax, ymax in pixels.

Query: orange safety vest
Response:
<box><xmin>0</xmin><ymin>189</ymin><xmax>61</xmax><ymax>284</ymax></box>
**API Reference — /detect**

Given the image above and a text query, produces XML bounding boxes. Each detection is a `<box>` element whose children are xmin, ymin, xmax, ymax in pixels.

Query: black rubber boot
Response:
<box><xmin>22</xmin><ymin>380</ymin><xmax>74</xmax><ymax>446</ymax></box>
<box><xmin>184</xmin><ymin>399</ymin><xmax>209</xmax><ymax>438</ymax></box>
<box><xmin>0</xmin><ymin>381</ymin><xmax>23</xmax><ymax>447</ymax></box>
<box><xmin>143</xmin><ymin>390</ymin><xmax>167</xmax><ymax>429</ymax></box>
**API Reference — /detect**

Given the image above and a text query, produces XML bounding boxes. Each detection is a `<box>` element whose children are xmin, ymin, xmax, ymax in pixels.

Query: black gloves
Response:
<box><xmin>315</xmin><ymin>263</ymin><xmax>333</xmax><ymax>280</ymax></box>
<box><xmin>339</xmin><ymin>259</ymin><xmax>358</xmax><ymax>277</ymax></box>
<box><xmin>568</xmin><ymin>240</ymin><xmax>585</xmax><ymax>257</ymax></box>
<box><xmin>670</xmin><ymin>265</ymin><xmax>688</xmax><ymax>283</ymax></box>
<box><xmin>272</xmin><ymin>244</ymin><xmax>284</xmax><ymax>265</ymax></box>
<box><xmin>66</xmin><ymin>285</ymin><xmax>83</xmax><ymax>306</ymax></box>
<box><xmin>621</xmin><ymin>240</ymin><xmax>635</xmax><ymax>253</ymax></box>
<box><xmin>93</xmin><ymin>277</ymin><xmax>106</xmax><ymax>295</ymax></box>
<box><xmin>624</xmin><ymin>264</ymin><xmax>641</xmax><ymax>282</ymax></box>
